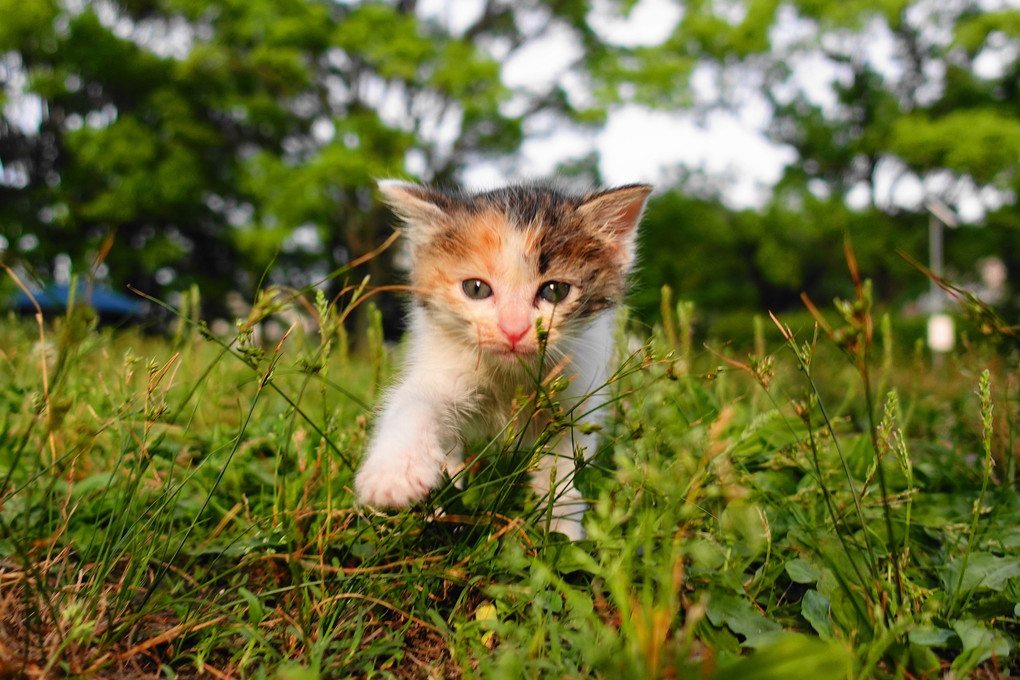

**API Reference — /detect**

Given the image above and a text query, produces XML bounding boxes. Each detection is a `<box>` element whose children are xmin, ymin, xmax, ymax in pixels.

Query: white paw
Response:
<box><xmin>547</xmin><ymin>515</ymin><xmax>586</xmax><ymax>541</ymax></box>
<box><xmin>355</xmin><ymin>429</ymin><xmax>446</xmax><ymax>508</ymax></box>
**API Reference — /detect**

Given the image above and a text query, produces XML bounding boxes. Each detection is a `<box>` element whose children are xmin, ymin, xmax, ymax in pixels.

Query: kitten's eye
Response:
<box><xmin>462</xmin><ymin>279</ymin><xmax>493</xmax><ymax>300</ymax></box>
<box><xmin>537</xmin><ymin>281</ymin><xmax>571</xmax><ymax>304</ymax></box>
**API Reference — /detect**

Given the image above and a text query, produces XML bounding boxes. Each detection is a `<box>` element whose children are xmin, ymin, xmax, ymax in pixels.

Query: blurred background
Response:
<box><xmin>1</xmin><ymin>0</ymin><xmax>1017</xmax><ymax>343</ymax></box>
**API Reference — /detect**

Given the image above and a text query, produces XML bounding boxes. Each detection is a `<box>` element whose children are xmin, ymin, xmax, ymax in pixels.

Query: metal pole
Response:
<box><xmin>925</xmin><ymin>199</ymin><xmax>958</xmax><ymax>361</ymax></box>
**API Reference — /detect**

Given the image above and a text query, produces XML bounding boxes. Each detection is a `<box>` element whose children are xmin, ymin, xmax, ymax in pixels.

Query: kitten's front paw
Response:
<box><xmin>355</xmin><ymin>432</ymin><xmax>445</xmax><ymax>508</ymax></box>
<box><xmin>548</xmin><ymin>516</ymin><xmax>586</xmax><ymax>541</ymax></box>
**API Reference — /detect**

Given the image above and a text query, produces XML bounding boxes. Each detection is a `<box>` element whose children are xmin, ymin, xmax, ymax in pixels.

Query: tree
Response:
<box><xmin>615</xmin><ymin>0</ymin><xmax>1019</xmax><ymax>320</ymax></box>
<box><xmin>3</xmin><ymin>0</ymin><xmax>1017</xmax><ymax>328</ymax></box>
<box><xmin>0</xmin><ymin>0</ymin><xmax>613</xmax><ymax>320</ymax></box>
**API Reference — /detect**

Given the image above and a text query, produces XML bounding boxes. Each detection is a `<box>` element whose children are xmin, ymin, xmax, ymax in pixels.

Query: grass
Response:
<box><xmin>0</xmin><ymin>265</ymin><xmax>1018</xmax><ymax>679</ymax></box>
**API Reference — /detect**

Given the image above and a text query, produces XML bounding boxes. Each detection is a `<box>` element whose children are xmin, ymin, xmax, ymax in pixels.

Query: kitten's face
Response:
<box><xmin>380</xmin><ymin>181</ymin><xmax>651</xmax><ymax>363</ymax></box>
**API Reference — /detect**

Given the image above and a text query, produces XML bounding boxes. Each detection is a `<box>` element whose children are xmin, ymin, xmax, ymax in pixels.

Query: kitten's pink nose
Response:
<box><xmin>498</xmin><ymin>309</ymin><xmax>531</xmax><ymax>347</ymax></box>
<box><xmin>500</xmin><ymin>323</ymin><xmax>530</xmax><ymax>346</ymax></box>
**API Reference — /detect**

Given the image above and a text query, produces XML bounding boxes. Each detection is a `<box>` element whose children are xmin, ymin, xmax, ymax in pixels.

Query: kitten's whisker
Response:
<box><xmin>472</xmin><ymin>316</ymin><xmax>485</xmax><ymax>371</ymax></box>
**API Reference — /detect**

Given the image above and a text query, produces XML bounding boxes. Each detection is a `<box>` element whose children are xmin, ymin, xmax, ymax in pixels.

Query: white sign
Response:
<box><xmin>927</xmin><ymin>314</ymin><xmax>955</xmax><ymax>353</ymax></box>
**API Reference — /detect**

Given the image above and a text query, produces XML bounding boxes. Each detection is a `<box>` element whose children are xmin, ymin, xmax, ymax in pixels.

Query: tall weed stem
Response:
<box><xmin>947</xmin><ymin>369</ymin><xmax>995</xmax><ymax>618</ymax></box>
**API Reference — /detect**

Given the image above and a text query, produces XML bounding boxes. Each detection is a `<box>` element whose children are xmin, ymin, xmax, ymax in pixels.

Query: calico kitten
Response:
<box><xmin>354</xmin><ymin>179</ymin><xmax>651</xmax><ymax>539</ymax></box>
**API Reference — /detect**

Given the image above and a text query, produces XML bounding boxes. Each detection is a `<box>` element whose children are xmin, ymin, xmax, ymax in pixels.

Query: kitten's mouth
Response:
<box><xmin>485</xmin><ymin>343</ymin><xmax>538</xmax><ymax>359</ymax></box>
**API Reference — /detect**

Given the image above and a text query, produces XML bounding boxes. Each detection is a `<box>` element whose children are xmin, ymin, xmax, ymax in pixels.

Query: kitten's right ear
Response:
<box><xmin>378</xmin><ymin>180</ymin><xmax>449</xmax><ymax>229</ymax></box>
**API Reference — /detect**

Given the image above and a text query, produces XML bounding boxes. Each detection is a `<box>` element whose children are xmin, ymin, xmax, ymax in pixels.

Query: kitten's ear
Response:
<box><xmin>577</xmin><ymin>184</ymin><xmax>652</xmax><ymax>259</ymax></box>
<box><xmin>378</xmin><ymin>179</ymin><xmax>449</xmax><ymax>230</ymax></box>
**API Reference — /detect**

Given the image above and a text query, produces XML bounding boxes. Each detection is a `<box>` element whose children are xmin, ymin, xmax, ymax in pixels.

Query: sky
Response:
<box><xmin>457</xmin><ymin>0</ymin><xmax>799</xmax><ymax>207</ymax></box>
<box><xmin>425</xmin><ymin>0</ymin><xmax>1018</xmax><ymax>221</ymax></box>
<box><xmin>4</xmin><ymin>0</ymin><xmax>1017</xmax><ymax>219</ymax></box>
<box><xmin>497</xmin><ymin>0</ymin><xmax>796</xmax><ymax>207</ymax></box>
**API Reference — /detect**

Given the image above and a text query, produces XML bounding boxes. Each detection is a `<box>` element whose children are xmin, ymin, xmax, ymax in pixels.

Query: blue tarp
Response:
<box><xmin>12</xmin><ymin>283</ymin><xmax>145</xmax><ymax>316</ymax></box>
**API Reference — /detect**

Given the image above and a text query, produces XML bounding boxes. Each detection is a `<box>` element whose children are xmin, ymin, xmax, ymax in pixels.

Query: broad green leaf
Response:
<box><xmin>706</xmin><ymin>591</ymin><xmax>782</xmax><ymax>648</ymax></box>
<box><xmin>713</xmin><ymin>633</ymin><xmax>852</xmax><ymax>680</ymax></box>
<box><xmin>950</xmin><ymin>619</ymin><xmax>1014</xmax><ymax>673</ymax></box>
<box><xmin>786</xmin><ymin>558</ymin><xmax>821</xmax><ymax>584</ymax></box>
<box><xmin>908</xmin><ymin>627</ymin><xmax>956</xmax><ymax>647</ymax></box>
<box><xmin>908</xmin><ymin>643</ymin><xmax>942</xmax><ymax>676</ymax></box>
<box><xmin>801</xmin><ymin>589</ymin><xmax>834</xmax><ymax>639</ymax></box>
<box><xmin>550</xmin><ymin>543</ymin><xmax>600</xmax><ymax>575</ymax></box>
<box><xmin>941</xmin><ymin>552</ymin><xmax>1020</xmax><ymax>594</ymax></box>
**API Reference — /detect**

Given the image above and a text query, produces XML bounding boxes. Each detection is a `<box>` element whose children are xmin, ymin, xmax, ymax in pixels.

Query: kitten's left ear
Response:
<box><xmin>578</xmin><ymin>184</ymin><xmax>653</xmax><ymax>259</ymax></box>
<box><xmin>378</xmin><ymin>179</ymin><xmax>451</xmax><ymax>231</ymax></box>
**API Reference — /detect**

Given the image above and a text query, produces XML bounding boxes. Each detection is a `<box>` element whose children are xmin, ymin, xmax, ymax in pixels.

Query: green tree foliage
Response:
<box><xmin>2</xmin><ymin>0</ymin><xmax>1017</xmax><ymax>326</ymax></box>
<box><xmin>634</xmin><ymin>181</ymin><xmax>925</xmax><ymax>322</ymax></box>
<box><xmin>625</xmin><ymin>0</ymin><xmax>1019</xmax><ymax>321</ymax></box>
<box><xmin>0</xmin><ymin>0</ymin><xmax>609</xmax><ymax>314</ymax></box>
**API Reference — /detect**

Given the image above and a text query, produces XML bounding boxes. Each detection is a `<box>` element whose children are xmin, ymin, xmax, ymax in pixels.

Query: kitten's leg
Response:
<box><xmin>446</xmin><ymin>442</ymin><xmax>466</xmax><ymax>490</ymax></box>
<box><xmin>355</xmin><ymin>379</ymin><xmax>459</xmax><ymax>508</ymax></box>
<box><xmin>530</xmin><ymin>429</ymin><xmax>596</xmax><ymax>541</ymax></box>
<box><xmin>536</xmin><ymin>313</ymin><xmax>615</xmax><ymax>539</ymax></box>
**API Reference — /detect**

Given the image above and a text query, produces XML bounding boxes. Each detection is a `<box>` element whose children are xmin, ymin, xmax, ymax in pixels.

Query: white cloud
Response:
<box><xmin>501</xmin><ymin>23</ymin><xmax>583</xmax><ymax>90</ymax></box>
<box><xmin>588</xmin><ymin>0</ymin><xmax>682</xmax><ymax>47</ymax></box>
<box><xmin>596</xmin><ymin>106</ymin><xmax>796</xmax><ymax>206</ymax></box>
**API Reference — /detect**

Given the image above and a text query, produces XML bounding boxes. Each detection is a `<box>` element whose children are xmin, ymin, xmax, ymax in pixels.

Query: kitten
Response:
<box><xmin>354</xmin><ymin>179</ymin><xmax>651</xmax><ymax>540</ymax></box>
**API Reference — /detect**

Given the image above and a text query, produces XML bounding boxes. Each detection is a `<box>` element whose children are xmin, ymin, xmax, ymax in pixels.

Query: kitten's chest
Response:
<box><xmin>461</xmin><ymin>369</ymin><xmax>553</xmax><ymax>439</ymax></box>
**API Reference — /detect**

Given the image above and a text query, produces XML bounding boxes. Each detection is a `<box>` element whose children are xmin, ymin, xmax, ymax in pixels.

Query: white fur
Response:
<box><xmin>355</xmin><ymin>306</ymin><xmax>616</xmax><ymax>540</ymax></box>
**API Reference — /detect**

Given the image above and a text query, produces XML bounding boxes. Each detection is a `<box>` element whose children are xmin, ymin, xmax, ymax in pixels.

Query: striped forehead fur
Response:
<box><xmin>409</xmin><ymin>183</ymin><xmax>648</xmax><ymax>230</ymax></box>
